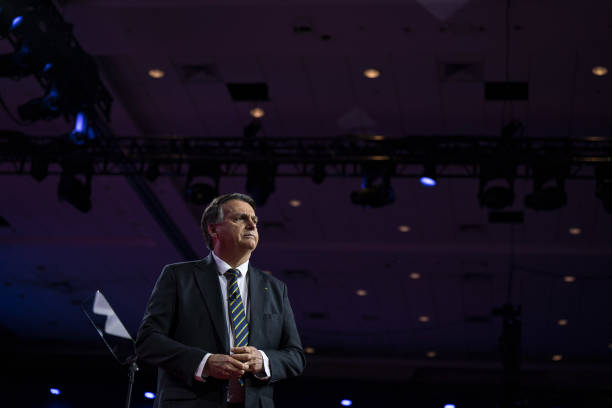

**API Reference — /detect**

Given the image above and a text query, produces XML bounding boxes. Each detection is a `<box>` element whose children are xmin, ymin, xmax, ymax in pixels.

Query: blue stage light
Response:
<box><xmin>49</xmin><ymin>388</ymin><xmax>61</xmax><ymax>395</ymax></box>
<box><xmin>70</xmin><ymin>112</ymin><xmax>94</xmax><ymax>145</ymax></box>
<box><xmin>444</xmin><ymin>404</ymin><xmax>456</xmax><ymax>408</ymax></box>
<box><xmin>420</xmin><ymin>176</ymin><xmax>436</xmax><ymax>187</ymax></box>
<box><xmin>144</xmin><ymin>392</ymin><xmax>155</xmax><ymax>399</ymax></box>
<box><xmin>340</xmin><ymin>400</ymin><xmax>352</xmax><ymax>406</ymax></box>
<box><xmin>43</xmin><ymin>63</ymin><xmax>53</xmax><ymax>72</ymax></box>
<box><xmin>74</xmin><ymin>112</ymin><xmax>86</xmax><ymax>133</ymax></box>
<box><xmin>11</xmin><ymin>16</ymin><xmax>23</xmax><ymax>30</ymax></box>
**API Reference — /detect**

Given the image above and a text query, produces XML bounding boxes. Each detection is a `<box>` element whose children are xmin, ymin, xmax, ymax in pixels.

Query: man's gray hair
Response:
<box><xmin>201</xmin><ymin>193</ymin><xmax>256</xmax><ymax>250</ymax></box>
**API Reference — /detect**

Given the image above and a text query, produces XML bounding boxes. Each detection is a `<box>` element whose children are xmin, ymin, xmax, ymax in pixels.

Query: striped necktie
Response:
<box><xmin>225</xmin><ymin>269</ymin><xmax>249</xmax><ymax>348</ymax></box>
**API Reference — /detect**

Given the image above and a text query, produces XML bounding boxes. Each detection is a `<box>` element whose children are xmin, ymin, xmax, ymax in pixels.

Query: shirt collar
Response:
<box><xmin>211</xmin><ymin>251</ymin><xmax>249</xmax><ymax>277</ymax></box>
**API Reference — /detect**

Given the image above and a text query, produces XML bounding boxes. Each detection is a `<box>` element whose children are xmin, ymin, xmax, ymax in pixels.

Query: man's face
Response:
<box><xmin>211</xmin><ymin>199</ymin><xmax>259</xmax><ymax>253</ymax></box>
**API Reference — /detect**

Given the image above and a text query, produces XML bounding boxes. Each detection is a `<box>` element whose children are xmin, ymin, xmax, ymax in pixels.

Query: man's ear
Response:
<box><xmin>208</xmin><ymin>224</ymin><xmax>217</xmax><ymax>238</ymax></box>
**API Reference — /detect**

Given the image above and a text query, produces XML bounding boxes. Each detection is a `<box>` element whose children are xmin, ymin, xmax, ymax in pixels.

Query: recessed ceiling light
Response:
<box><xmin>249</xmin><ymin>107</ymin><xmax>265</xmax><ymax>118</ymax></box>
<box><xmin>148</xmin><ymin>69</ymin><xmax>165</xmax><ymax>79</ymax></box>
<box><xmin>568</xmin><ymin>227</ymin><xmax>582</xmax><ymax>235</ymax></box>
<box><xmin>398</xmin><ymin>225</ymin><xmax>411</xmax><ymax>232</ymax></box>
<box><xmin>426</xmin><ymin>351</ymin><xmax>437</xmax><ymax>358</ymax></box>
<box><xmin>418</xmin><ymin>315</ymin><xmax>430</xmax><ymax>323</ymax></box>
<box><xmin>592</xmin><ymin>66</ymin><xmax>608</xmax><ymax>77</ymax></box>
<box><xmin>563</xmin><ymin>275</ymin><xmax>576</xmax><ymax>283</ymax></box>
<box><xmin>304</xmin><ymin>346</ymin><xmax>315</xmax><ymax>354</ymax></box>
<box><xmin>552</xmin><ymin>354</ymin><xmax>563</xmax><ymax>361</ymax></box>
<box><xmin>363</xmin><ymin>68</ymin><xmax>381</xmax><ymax>79</ymax></box>
<box><xmin>356</xmin><ymin>289</ymin><xmax>368</xmax><ymax>296</ymax></box>
<box><xmin>409</xmin><ymin>272</ymin><xmax>421</xmax><ymax>280</ymax></box>
<box><xmin>289</xmin><ymin>199</ymin><xmax>301</xmax><ymax>207</ymax></box>
<box><xmin>557</xmin><ymin>319</ymin><xmax>568</xmax><ymax>326</ymax></box>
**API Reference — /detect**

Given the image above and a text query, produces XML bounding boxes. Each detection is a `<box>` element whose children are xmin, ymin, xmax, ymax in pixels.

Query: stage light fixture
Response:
<box><xmin>69</xmin><ymin>112</ymin><xmax>96</xmax><ymax>145</ymax></box>
<box><xmin>144</xmin><ymin>392</ymin><xmax>155</xmax><ymax>399</ymax></box>
<box><xmin>0</xmin><ymin>44</ymin><xmax>36</xmax><ymax>78</ymax></box>
<box><xmin>350</xmin><ymin>165</ymin><xmax>395</xmax><ymax>208</ymax></box>
<box><xmin>57</xmin><ymin>157</ymin><xmax>94</xmax><ymax>213</ymax></box>
<box><xmin>58</xmin><ymin>171</ymin><xmax>92</xmax><ymax>213</ymax></box>
<box><xmin>185</xmin><ymin>163</ymin><xmax>220</xmax><ymax>205</ymax></box>
<box><xmin>595</xmin><ymin>164</ymin><xmax>612</xmax><ymax>213</ymax></box>
<box><xmin>479</xmin><ymin>158</ymin><xmax>516</xmax><ymax>209</ymax></box>
<box><xmin>246</xmin><ymin>162</ymin><xmax>277</xmax><ymax>206</ymax></box>
<box><xmin>340</xmin><ymin>400</ymin><xmax>353</xmax><ymax>407</ymax></box>
<box><xmin>524</xmin><ymin>162</ymin><xmax>569</xmax><ymax>211</ymax></box>
<box><xmin>243</xmin><ymin>118</ymin><xmax>262</xmax><ymax>139</ymax></box>
<box><xmin>49</xmin><ymin>388</ymin><xmax>61</xmax><ymax>396</ymax></box>
<box><xmin>18</xmin><ymin>86</ymin><xmax>62</xmax><ymax>122</ymax></box>
<box><xmin>420</xmin><ymin>163</ymin><xmax>437</xmax><ymax>187</ymax></box>
<box><xmin>11</xmin><ymin>15</ymin><xmax>23</xmax><ymax>30</ymax></box>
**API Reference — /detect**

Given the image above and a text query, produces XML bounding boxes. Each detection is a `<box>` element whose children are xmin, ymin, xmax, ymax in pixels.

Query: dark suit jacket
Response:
<box><xmin>135</xmin><ymin>255</ymin><xmax>305</xmax><ymax>408</ymax></box>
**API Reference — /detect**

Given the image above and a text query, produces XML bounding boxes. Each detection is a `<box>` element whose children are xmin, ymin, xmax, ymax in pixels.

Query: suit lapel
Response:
<box><xmin>193</xmin><ymin>255</ymin><xmax>230</xmax><ymax>352</ymax></box>
<box><xmin>248</xmin><ymin>265</ymin><xmax>265</xmax><ymax>348</ymax></box>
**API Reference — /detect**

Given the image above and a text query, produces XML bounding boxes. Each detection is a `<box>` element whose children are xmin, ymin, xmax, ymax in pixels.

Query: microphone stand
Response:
<box><xmin>125</xmin><ymin>356</ymin><xmax>139</xmax><ymax>408</ymax></box>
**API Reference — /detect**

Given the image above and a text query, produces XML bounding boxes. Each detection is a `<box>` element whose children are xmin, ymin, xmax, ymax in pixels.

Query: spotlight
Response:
<box><xmin>246</xmin><ymin>162</ymin><xmax>276</xmax><ymax>206</ymax></box>
<box><xmin>479</xmin><ymin>159</ymin><xmax>516</xmax><ymax>209</ymax></box>
<box><xmin>340</xmin><ymin>400</ymin><xmax>353</xmax><ymax>407</ymax></box>
<box><xmin>420</xmin><ymin>163</ymin><xmax>437</xmax><ymax>187</ymax></box>
<box><xmin>525</xmin><ymin>162</ymin><xmax>569</xmax><ymax>211</ymax></box>
<box><xmin>58</xmin><ymin>172</ymin><xmax>92</xmax><ymax>213</ymax></box>
<box><xmin>57</xmin><ymin>157</ymin><xmax>93</xmax><ymax>213</ymax></box>
<box><xmin>595</xmin><ymin>164</ymin><xmax>612</xmax><ymax>213</ymax></box>
<box><xmin>185</xmin><ymin>162</ymin><xmax>220</xmax><ymax>205</ymax></box>
<box><xmin>49</xmin><ymin>388</ymin><xmax>61</xmax><ymax>396</ymax></box>
<box><xmin>18</xmin><ymin>86</ymin><xmax>62</xmax><ymax>122</ymax></box>
<box><xmin>144</xmin><ymin>392</ymin><xmax>155</xmax><ymax>399</ymax></box>
<box><xmin>243</xmin><ymin>119</ymin><xmax>262</xmax><ymax>139</ymax></box>
<box><xmin>420</xmin><ymin>176</ymin><xmax>436</xmax><ymax>187</ymax></box>
<box><xmin>351</xmin><ymin>165</ymin><xmax>395</xmax><ymax>208</ymax></box>
<box><xmin>69</xmin><ymin>112</ymin><xmax>96</xmax><ymax>145</ymax></box>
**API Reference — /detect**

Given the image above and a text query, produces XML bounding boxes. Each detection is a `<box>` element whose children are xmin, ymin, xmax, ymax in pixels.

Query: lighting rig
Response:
<box><xmin>1</xmin><ymin>133</ymin><xmax>612</xmax><ymax>211</ymax></box>
<box><xmin>0</xmin><ymin>0</ymin><xmax>113</xmax><ymax>212</ymax></box>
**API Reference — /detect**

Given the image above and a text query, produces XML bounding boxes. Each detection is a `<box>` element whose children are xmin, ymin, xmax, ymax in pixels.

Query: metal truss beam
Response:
<box><xmin>1</xmin><ymin>133</ymin><xmax>611</xmax><ymax>180</ymax></box>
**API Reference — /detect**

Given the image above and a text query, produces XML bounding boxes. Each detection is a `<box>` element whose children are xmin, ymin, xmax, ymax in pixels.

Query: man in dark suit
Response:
<box><xmin>136</xmin><ymin>193</ymin><xmax>305</xmax><ymax>408</ymax></box>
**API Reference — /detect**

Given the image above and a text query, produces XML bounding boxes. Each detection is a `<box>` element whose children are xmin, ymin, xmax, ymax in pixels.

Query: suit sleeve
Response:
<box><xmin>135</xmin><ymin>265</ymin><xmax>207</xmax><ymax>387</ymax></box>
<box><xmin>262</xmin><ymin>284</ymin><xmax>306</xmax><ymax>382</ymax></box>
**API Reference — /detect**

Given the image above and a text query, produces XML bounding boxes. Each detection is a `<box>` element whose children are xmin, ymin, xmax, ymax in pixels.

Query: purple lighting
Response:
<box><xmin>49</xmin><ymin>388</ymin><xmax>61</xmax><ymax>395</ymax></box>
<box><xmin>144</xmin><ymin>392</ymin><xmax>155</xmax><ymax>399</ymax></box>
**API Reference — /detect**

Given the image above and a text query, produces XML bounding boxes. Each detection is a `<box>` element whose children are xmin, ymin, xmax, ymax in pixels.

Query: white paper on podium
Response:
<box><xmin>92</xmin><ymin>291</ymin><xmax>132</xmax><ymax>340</ymax></box>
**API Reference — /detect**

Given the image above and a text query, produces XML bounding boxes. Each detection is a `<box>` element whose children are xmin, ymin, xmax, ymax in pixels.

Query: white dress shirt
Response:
<box><xmin>194</xmin><ymin>252</ymin><xmax>270</xmax><ymax>402</ymax></box>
